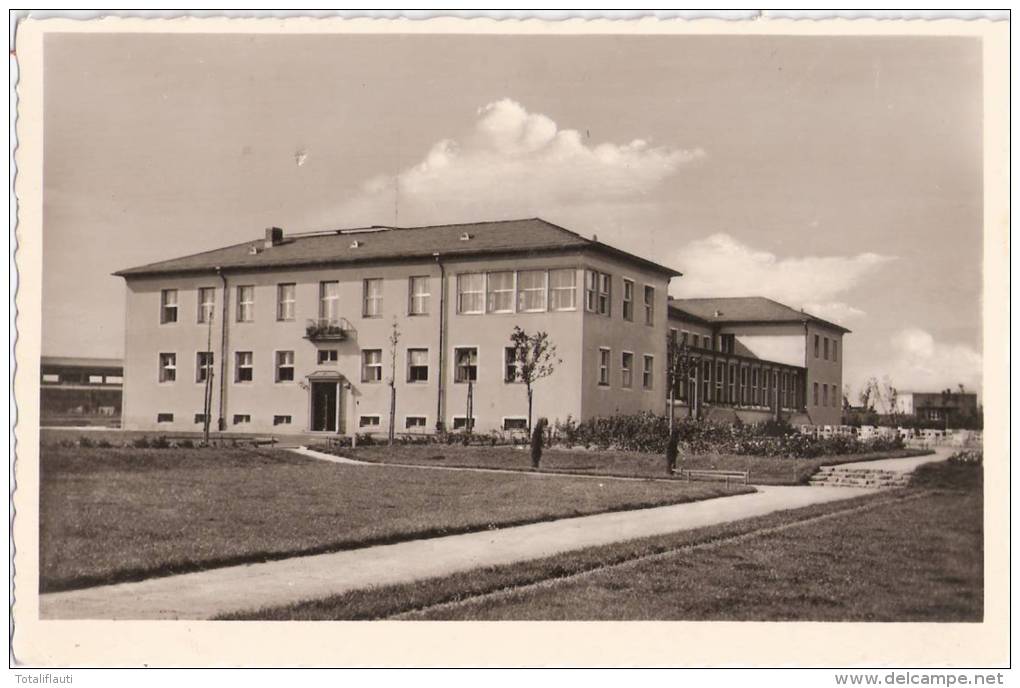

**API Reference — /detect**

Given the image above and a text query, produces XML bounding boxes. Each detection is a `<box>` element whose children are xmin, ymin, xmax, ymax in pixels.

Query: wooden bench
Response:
<box><xmin>674</xmin><ymin>468</ymin><xmax>749</xmax><ymax>486</ymax></box>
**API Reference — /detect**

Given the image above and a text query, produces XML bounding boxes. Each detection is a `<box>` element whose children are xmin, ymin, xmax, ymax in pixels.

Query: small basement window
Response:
<box><xmin>273</xmin><ymin>415</ymin><xmax>292</xmax><ymax>426</ymax></box>
<box><xmin>233</xmin><ymin>414</ymin><xmax>251</xmax><ymax>425</ymax></box>
<box><xmin>405</xmin><ymin>416</ymin><xmax>427</xmax><ymax>429</ymax></box>
<box><xmin>452</xmin><ymin>416</ymin><xmax>475</xmax><ymax>431</ymax></box>
<box><xmin>194</xmin><ymin>413</ymin><xmax>207</xmax><ymax>424</ymax></box>
<box><xmin>359</xmin><ymin>415</ymin><xmax>381</xmax><ymax>428</ymax></box>
<box><xmin>502</xmin><ymin>418</ymin><xmax>528</xmax><ymax>431</ymax></box>
<box><xmin>157</xmin><ymin>413</ymin><xmax>174</xmax><ymax>423</ymax></box>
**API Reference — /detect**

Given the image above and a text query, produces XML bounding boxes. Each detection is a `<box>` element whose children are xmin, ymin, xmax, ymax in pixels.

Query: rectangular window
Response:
<box><xmin>454</xmin><ymin>347</ymin><xmax>478</xmax><ymax>383</ymax></box>
<box><xmin>503</xmin><ymin>418</ymin><xmax>528</xmax><ymax>431</ymax></box>
<box><xmin>275</xmin><ymin>350</ymin><xmax>295</xmax><ymax>382</ymax></box>
<box><xmin>452</xmin><ymin>416</ymin><xmax>475</xmax><ymax>431</ymax></box>
<box><xmin>276</xmin><ymin>283</ymin><xmax>296</xmax><ymax>321</ymax></box>
<box><xmin>235</xmin><ymin>351</ymin><xmax>253</xmax><ymax>382</ymax></box>
<box><xmin>486</xmin><ymin>271</ymin><xmax>515</xmax><ymax>313</ymax></box>
<box><xmin>197</xmin><ymin>287</ymin><xmax>215</xmax><ymax>324</ymax></box>
<box><xmin>814</xmin><ymin>334</ymin><xmax>820</xmax><ymax>358</ymax></box>
<box><xmin>517</xmin><ymin>270</ymin><xmax>547</xmax><ymax>312</ymax></box>
<box><xmin>363</xmin><ymin>278</ymin><xmax>383</xmax><ymax>318</ymax></box>
<box><xmin>274</xmin><ymin>415</ymin><xmax>292</xmax><ymax>426</ymax></box>
<box><xmin>409</xmin><ymin>276</ymin><xmax>430</xmax><ymax>315</ymax></box>
<box><xmin>703</xmin><ymin>361</ymin><xmax>712</xmax><ymax>402</ymax></box>
<box><xmin>196</xmin><ymin>351</ymin><xmax>214</xmax><ymax>383</ymax></box>
<box><xmin>823</xmin><ymin>383</ymin><xmax>829</xmax><ymax>407</ymax></box>
<box><xmin>317</xmin><ymin>281</ymin><xmax>339</xmax><ymax>322</ymax></box>
<box><xmin>721</xmin><ymin>334</ymin><xmax>735</xmax><ymax>354</ymax></box>
<box><xmin>751</xmin><ymin>368</ymin><xmax>759</xmax><ymax>405</ymax></box>
<box><xmin>715</xmin><ymin>362</ymin><xmax>724</xmax><ymax>400</ymax></box>
<box><xmin>457</xmin><ymin>273</ymin><xmax>484</xmax><ymax>314</ymax></box>
<box><xmin>669</xmin><ymin>328</ymin><xmax>678</xmax><ymax>346</ymax></box>
<box><xmin>42</xmin><ymin>373</ymin><xmax>59</xmax><ymax>383</ymax></box>
<box><xmin>407</xmin><ymin>348</ymin><xmax>429</xmax><ymax>382</ymax></box>
<box><xmin>236</xmin><ymin>285</ymin><xmax>254</xmax><ymax>322</ymax></box>
<box><xmin>362</xmin><ymin>349</ymin><xmax>383</xmax><ymax>383</ymax></box>
<box><xmin>405</xmin><ymin>416</ymin><xmax>427</xmax><ymax>430</ymax></box>
<box><xmin>359</xmin><ymin>415</ymin><xmax>381</xmax><ymax>428</ymax></box>
<box><xmin>233</xmin><ymin>414</ymin><xmax>251</xmax><ymax>425</ymax></box>
<box><xmin>643</xmin><ymin>285</ymin><xmax>655</xmax><ymax>325</ymax></box>
<box><xmin>833</xmin><ymin>340</ymin><xmax>838</xmax><ymax>363</ymax></box>
<box><xmin>622</xmin><ymin>279</ymin><xmax>634</xmax><ymax>321</ymax></box>
<box><xmin>643</xmin><ymin>355</ymin><xmax>655</xmax><ymax>390</ymax></box>
<box><xmin>157</xmin><ymin>413</ymin><xmax>174</xmax><ymax>423</ymax></box>
<box><xmin>194</xmin><ymin>413</ymin><xmax>207</xmax><ymax>425</ymax></box>
<box><xmin>824</xmin><ymin>337</ymin><xmax>830</xmax><ymax>360</ymax></box>
<box><xmin>740</xmin><ymin>367</ymin><xmax>749</xmax><ymax>404</ymax></box>
<box><xmin>729</xmin><ymin>363</ymin><xmax>737</xmax><ymax>403</ymax></box>
<box><xmin>88</xmin><ymin>375</ymin><xmax>103</xmax><ymax>384</ymax></box>
<box><xmin>598</xmin><ymin>348</ymin><xmax>611</xmax><ymax>386</ymax></box>
<box><xmin>813</xmin><ymin>382</ymin><xmax>819</xmax><ymax>405</ymax></box>
<box><xmin>549</xmin><ymin>269</ymin><xmax>576</xmax><ymax>311</ymax></box>
<box><xmin>160</xmin><ymin>289</ymin><xmax>178</xmax><ymax>324</ymax></box>
<box><xmin>317</xmin><ymin>349</ymin><xmax>338</xmax><ymax>365</ymax></box>
<box><xmin>585</xmin><ymin>270</ymin><xmax>611</xmax><ymax>315</ymax></box>
<box><xmin>621</xmin><ymin>352</ymin><xmax>634</xmax><ymax>388</ymax></box>
<box><xmin>504</xmin><ymin>347</ymin><xmax>521</xmax><ymax>383</ymax></box>
<box><xmin>106</xmin><ymin>375</ymin><xmax>123</xmax><ymax>384</ymax></box>
<box><xmin>158</xmin><ymin>353</ymin><xmax>176</xmax><ymax>383</ymax></box>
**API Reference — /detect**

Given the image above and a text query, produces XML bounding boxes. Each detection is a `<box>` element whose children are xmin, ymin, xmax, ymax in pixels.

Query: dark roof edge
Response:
<box><xmin>667</xmin><ymin>306</ymin><xmax>851</xmax><ymax>334</ymax></box>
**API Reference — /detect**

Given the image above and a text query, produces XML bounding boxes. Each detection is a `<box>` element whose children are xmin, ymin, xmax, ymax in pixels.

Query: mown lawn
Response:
<box><xmin>339</xmin><ymin>443</ymin><xmax>930</xmax><ymax>485</ymax></box>
<box><xmin>40</xmin><ymin>446</ymin><xmax>748</xmax><ymax>592</ymax></box>
<box><xmin>227</xmin><ymin>461</ymin><xmax>982</xmax><ymax>622</ymax></box>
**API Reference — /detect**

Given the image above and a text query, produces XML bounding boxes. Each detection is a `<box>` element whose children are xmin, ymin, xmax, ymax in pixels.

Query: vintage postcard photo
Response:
<box><xmin>11</xmin><ymin>15</ymin><xmax>1009</xmax><ymax>667</ymax></box>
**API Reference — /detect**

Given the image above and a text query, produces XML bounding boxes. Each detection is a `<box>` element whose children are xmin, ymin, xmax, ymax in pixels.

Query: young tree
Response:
<box><xmin>386</xmin><ymin>317</ymin><xmax>401</xmax><ymax>445</ymax></box>
<box><xmin>508</xmin><ymin>327</ymin><xmax>561</xmax><ymax>432</ymax></box>
<box><xmin>858</xmin><ymin>377</ymin><xmax>878</xmax><ymax>411</ymax></box>
<box><xmin>666</xmin><ymin>334</ymin><xmax>699</xmax><ymax>425</ymax></box>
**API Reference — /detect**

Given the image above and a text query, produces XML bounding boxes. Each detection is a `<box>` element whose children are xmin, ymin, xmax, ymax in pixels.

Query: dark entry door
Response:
<box><xmin>311</xmin><ymin>382</ymin><xmax>338</xmax><ymax>432</ymax></box>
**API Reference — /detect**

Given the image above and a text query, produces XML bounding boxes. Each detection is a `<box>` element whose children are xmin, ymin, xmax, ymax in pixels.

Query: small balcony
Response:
<box><xmin>304</xmin><ymin>318</ymin><xmax>348</xmax><ymax>341</ymax></box>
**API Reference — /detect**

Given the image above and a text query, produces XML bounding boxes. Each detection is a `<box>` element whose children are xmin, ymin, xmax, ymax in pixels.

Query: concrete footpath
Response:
<box><xmin>40</xmin><ymin>484</ymin><xmax>878</xmax><ymax>620</ymax></box>
<box><xmin>826</xmin><ymin>447</ymin><xmax>953</xmax><ymax>473</ymax></box>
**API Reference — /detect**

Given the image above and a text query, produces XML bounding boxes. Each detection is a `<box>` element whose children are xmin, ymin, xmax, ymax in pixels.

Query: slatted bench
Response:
<box><xmin>674</xmin><ymin>468</ymin><xmax>750</xmax><ymax>486</ymax></box>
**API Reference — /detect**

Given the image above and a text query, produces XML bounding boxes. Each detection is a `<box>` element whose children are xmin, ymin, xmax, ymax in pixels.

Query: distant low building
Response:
<box><xmin>895</xmin><ymin>391</ymin><xmax>980</xmax><ymax>426</ymax></box>
<box><xmin>40</xmin><ymin>356</ymin><xmax>124</xmax><ymax>426</ymax></box>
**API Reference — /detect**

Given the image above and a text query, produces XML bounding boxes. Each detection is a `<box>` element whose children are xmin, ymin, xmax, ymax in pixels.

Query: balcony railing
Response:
<box><xmin>304</xmin><ymin>318</ymin><xmax>348</xmax><ymax>341</ymax></box>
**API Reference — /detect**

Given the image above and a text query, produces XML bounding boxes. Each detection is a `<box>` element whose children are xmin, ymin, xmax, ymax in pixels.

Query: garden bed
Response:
<box><xmin>336</xmin><ymin>444</ymin><xmax>931</xmax><ymax>485</ymax></box>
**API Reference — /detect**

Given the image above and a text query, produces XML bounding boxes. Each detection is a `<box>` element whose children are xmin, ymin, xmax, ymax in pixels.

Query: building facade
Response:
<box><xmin>40</xmin><ymin>356</ymin><xmax>124</xmax><ymax>426</ymax></box>
<box><xmin>667</xmin><ymin>297</ymin><xmax>849</xmax><ymax>426</ymax></box>
<box><xmin>116</xmin><ymin>219</ymin><xmax>678</xmax><ymax>435</ymax></box>
<box><xmin>894</xmin><ymin>391</ymin><xmax>980</xmax><ymax>426</ymax></box>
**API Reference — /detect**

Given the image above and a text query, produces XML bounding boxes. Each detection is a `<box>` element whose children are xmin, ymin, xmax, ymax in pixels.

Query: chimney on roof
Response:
<box><xmin>264</xmin><ymin>227</ymin><xmax>284</xmax><ymax>248</ymax></box>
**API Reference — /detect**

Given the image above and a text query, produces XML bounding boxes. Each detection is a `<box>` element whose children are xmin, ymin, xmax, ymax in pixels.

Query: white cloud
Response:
<box><xmin>886</xmin><ymin>328</ymin><xmax>983</xmax><ymax>394</ymax></box>
<box><xmin>335</xmin><ymin>98</ymin><xmax>704</xmax><ymax>226</ymax></box>
<box><xmin>671</xmin><ymin>233</ymin><xmax>893</xmax><ymax>323</ymax></box>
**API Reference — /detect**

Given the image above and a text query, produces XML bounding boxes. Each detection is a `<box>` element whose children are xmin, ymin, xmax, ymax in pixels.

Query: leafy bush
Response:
<box><xmin>131</xmin><ymin>436</ymin><xmax>151</xmax><ymax>449</ymax></box>
<box><xmin>553</xmin><ymin>412</ymin><xmax>905</xmax><ymax>458</ymax></box>
<box><xmin>77</xmin><ymin>436</ymin><xmax>94</xmax><ymax>448</ymax></box>
<box><xmin>948</xmin><ymin>449</ymin><xmax>983</xmax><ymax>465</ymax></box>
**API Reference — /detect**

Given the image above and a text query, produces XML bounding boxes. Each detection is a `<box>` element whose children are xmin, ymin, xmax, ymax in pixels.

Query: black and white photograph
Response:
<box><xmin>10</xmin><ymin>13</ymin><xmax>1009</xmax><ymax>670</ymax></box>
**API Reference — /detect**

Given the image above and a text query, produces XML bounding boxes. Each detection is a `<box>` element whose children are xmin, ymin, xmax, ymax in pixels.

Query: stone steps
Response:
<box><xmin>808</xmin><ymin>465</ymin><xmax>912</xmax><ymax>488</ymax></box>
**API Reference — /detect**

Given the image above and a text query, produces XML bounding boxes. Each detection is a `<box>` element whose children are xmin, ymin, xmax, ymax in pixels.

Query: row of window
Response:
<box><xmin>597</xmin><ymin>349</ymin><xmax>656</xmax><ymax>390</ymax></box>
<box><xmin>813</xmin><ymin>334</ymin><xmax>839</xmax><ymax>362</ymax></box>
<box><xmin>157</xmin><ymin>345</ymin><xmax>563</xmax><ymax>386</ymax></box>
<box><xmin>41</xmin><ymin>373</ymin><xmax>123</xmax><ymax>385</ymax></box>
<box><xmin>676</xmin><ymin>360</ymin><xmax>801</xmax><ymax>409</ymax></box>
<box><xmin>812</xmin><ymin>382</ymin><xmax>841</xmax><ymax>408</ymax></box>
<box><xmin>158</xmin><ymin>269</ymin><xmax>659</xmax><ymax>325</ymax></box>
<box><xmin>155</xmin><ymin>412</ymin><xmax>527</xmax><ymax>432</ymax></box>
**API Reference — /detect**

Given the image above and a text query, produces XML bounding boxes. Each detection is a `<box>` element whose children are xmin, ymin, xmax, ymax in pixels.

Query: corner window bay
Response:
<box><xmin>113</xmin><ymin>219</ymin><xmax>719</xmax><ymax>434</ymax></box>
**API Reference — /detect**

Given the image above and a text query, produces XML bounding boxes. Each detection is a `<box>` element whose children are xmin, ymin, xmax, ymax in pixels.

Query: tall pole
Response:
<box><xmin>203</xmin><ymin>305</ymin><xmax>214</xmax><ymax>443</ymax></box>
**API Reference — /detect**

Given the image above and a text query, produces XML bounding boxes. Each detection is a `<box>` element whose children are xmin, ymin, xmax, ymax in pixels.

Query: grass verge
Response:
<box><xmin>225</xmin><ymin>462</ymin><xmax>981</xmax><ymax>621</ymax></box>
<box><xmin>338</xmin><ymin>443</ymin><xmax>931</xmax><ymax>485</ymax></box>
<box><xmin>40</xmin><ymin>446</ymin><xmax>748</xmax><ymax>592</ymax></box>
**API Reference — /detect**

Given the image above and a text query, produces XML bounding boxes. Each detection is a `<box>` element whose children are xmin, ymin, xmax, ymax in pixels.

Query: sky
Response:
<box><xmin>41</xmin><ymin>32</ymin><xmax>984</xmax><ymax>399</ymax></box>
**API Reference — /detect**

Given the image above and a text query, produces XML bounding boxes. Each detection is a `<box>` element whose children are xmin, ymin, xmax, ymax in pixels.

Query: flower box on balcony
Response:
<box><xmin>304</xmin><ymin>320</ymin><xmax>347</xmax><ymax>341</ymax></box>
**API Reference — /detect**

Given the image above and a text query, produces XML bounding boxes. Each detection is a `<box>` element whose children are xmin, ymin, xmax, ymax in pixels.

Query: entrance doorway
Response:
<box><xmin>311</xmin><ymin>381</ymin><xmax>340</xmax><ymax>432</ymax></box>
